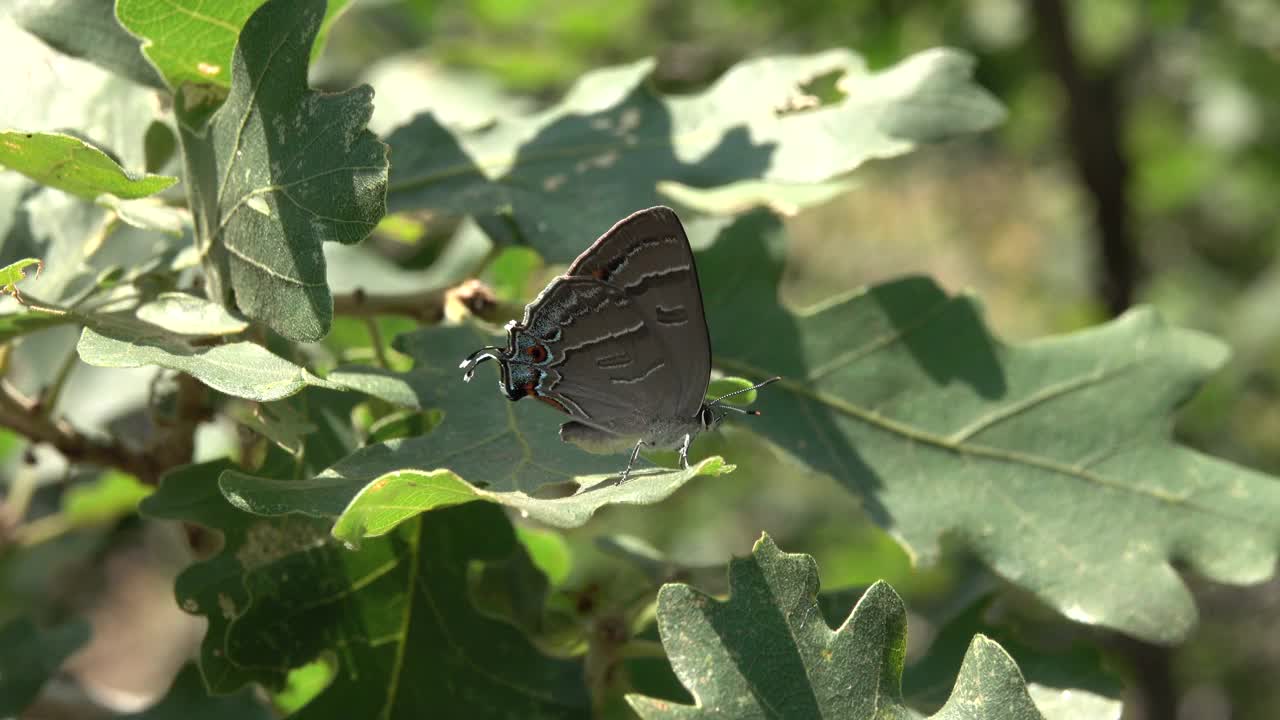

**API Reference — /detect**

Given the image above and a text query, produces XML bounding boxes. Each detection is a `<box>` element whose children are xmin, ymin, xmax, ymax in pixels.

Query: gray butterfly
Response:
<box><xmin>460</xmin><ymin>206</ymin><xmax>778</xmax><ymax>481</ymax></box>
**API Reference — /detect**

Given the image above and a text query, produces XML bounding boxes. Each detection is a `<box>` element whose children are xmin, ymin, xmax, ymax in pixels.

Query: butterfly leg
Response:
<box><xmin>677</xmin><ymin>433</ymin><xmax>692</xmax><ymax>470</ymax></box>
<box><xmin>619</xmin><ymin>439</ymin><xmax>646</xmax><ymax>484</ymax></box>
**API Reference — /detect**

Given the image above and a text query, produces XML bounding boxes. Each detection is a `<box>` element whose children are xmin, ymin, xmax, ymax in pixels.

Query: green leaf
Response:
<box><xmin>385</xmin><ymin>48</ymin><xmax>1003</xmax><ymax>262</ymax></box>
<box><xmin>226</xmin><ymin>400</ymin><xmax>318</xmax><ymax>457</ymax></box>
<box><xmin>625</xmin><ymin>536</ymin><xmax>1043</xmax><ymax>719</ymax></box>
<box><xmin>902</xmin><ymin>598</ymin><xmax>1123</xmax><ymax>720</ymax></box>
<box><xmin>231</xmin><ymin>457</ymin><xmax>730</xmax><ymax>546</ymax></box>
<box><xmin>134</xmin><ymin>291</ymin><xmax>250</xmax><ymax>335</ymax></box>
<box><xmin>63</xmin><ymin>470</ymin><xmax>152</xmax><ymax>525</ymax></box>
<box><xmin>14</xmin><ymin>0</ymin><xmax>165</xmax><ymax>88</ymax></box>
<box><xmin>0</xmin><ymin>257</ymin><xmax>42</xmax><ymax>298</ymax></box>
<box><xmin>0</xmin><ymin>131</ymin><xmax>177</xmax><ymax>200</ymax></box>
<box><xmin>175</xmin><ymin>0</ymin><xmax>387</xmax><ymax>342</ymax></box>
<box><xmin>705</xmin><ymin>376</ymin><xmax>764</xmax><ymax>406</ymax></box>
<box><xmin>122</xmin><ymin>664</ymin><xmax>272</xmax><ymax>720</ymax></box>
<box><xmin>77</xmin><ymin>324</ymin><xmax>331</xmax><ymax>402</ymax></box>
<box><xmin>115</xmin><ymin>0</ymin><xmax>352</xmax><ymax>90</ymax></box>
<box><xmin>516</xmin><ymin>525</ymin><xmax>573</xmax><ymax>586</ymax></box>
<box><xmin>0</xmin><ymin>617</ymin><xmax>90</xmax><ymax>717</ymax></box>
<box><xmin>140</xmin><ymin>462</ymin><xmax>590</xmax><ymax>718</ymax></box>
<box><xmin>75</xmin><ymin>322</ymin><xmax>422</xmax><ymax>404</ymax></box>
<box><xmin>698</xmin><ymin>212</ymin><xmax>1280</xmax><ymax>644</ymax></box>
<box><xmin>216</xmin><ymin>324</ymin><xmax>734</xmax><ymax>542</ymax></box>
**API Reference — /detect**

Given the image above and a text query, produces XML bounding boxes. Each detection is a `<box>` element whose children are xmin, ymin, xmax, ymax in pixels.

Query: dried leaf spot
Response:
<box><xmin>217</xmin><ymin>592</ymin><xmax>238</xmax><ymax>620</ymax></box>
<box><xmin>197</xmin><ymin>62</ymin><xmax>221</xmax><ymax>77</ymax></box>
<box><xmin>775</xmin><ymin>68</ymin><xmax>849</xmax><ymax>116</ymax></box>
<box><xmin>236</xmin><ymin>518</ymin><xmax>329</xmax><ymax>570</ymax></box>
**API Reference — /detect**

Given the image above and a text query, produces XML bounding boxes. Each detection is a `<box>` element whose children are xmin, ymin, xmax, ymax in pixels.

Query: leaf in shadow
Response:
<box><xmin>0</xmin><ymin>617</ymin><xmax>90</xmax><ymax>717</ymax></box>
<box><xmin>140</xmin><ymin>462</ymin><xmax>590</xmax><ymax>718</ymax></box>
<box><xmin>625</xmin><ymin>535</ymin><xmax>1043</xmax><ymax>719</ymax></box>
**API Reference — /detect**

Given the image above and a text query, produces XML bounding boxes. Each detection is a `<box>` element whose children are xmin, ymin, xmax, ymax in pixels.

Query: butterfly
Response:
<box><xmin>460</xmin><ymin>206</ymin><xmax>778</xmax><ymax>482</ymax></box>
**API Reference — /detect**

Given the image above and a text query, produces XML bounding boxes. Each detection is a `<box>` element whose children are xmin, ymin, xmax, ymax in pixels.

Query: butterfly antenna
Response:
<box><xmin>459</xmin><ymin>347</ymin><xmax>504</xmax><ymax>382</ymax></box>
<box><xmin>709</xmin><ymin>376</ymin><xmax>781</xmax><ymax>416</ymax></box>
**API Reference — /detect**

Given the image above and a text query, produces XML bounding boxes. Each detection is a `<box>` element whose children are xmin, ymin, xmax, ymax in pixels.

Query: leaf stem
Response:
<box><xmin>39</xmin><ymin>346</ymin><xmax>81</xmax><ymax>421</ymax></box>
<box><xmin>364</xmin><ymin>317</ymin><xmax>390</xmax><ymax>369</ymax></box>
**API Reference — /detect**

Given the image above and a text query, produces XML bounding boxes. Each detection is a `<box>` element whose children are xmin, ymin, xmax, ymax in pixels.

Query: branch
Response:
<box><xmin>332</xmin><ymin>280</ymin><xmax>521</xmax><ymax>325</ymax></box>
<box><xmin>1030</xmin><ymin>0</ymin><xmax>1140</xmax><ymax>316</ymax></box>
<box><xmin>0</xmin><ymin>380</ymin><xmax>159</xmax><ymax>481</ymax></box>
<box><xmin>0</xmin><ymin>373</ymin><xmax>208</xmax><ymax>485</ymax></box>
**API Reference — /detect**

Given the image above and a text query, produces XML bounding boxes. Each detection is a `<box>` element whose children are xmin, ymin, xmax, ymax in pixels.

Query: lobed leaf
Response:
<box><xmin>697</xmin><ymin>212</ymin><xmax>1280</xmax><ymax>644</ymax></box>
<box><xmin>140</xmin><ymin>462</ymin><xmax>590</xmax><ymax>718</ymax></box>
<box><xmin>386</xmin><ymin>48</ymin><xmax>1003</xmax><ymax>262</ymax></box>
<box><xmin>626</xmin><ymin>536</ymin><xmax>1043</xmax><ymax>719</ymax></box>
<box><xmin>175</xmin><ymin>0</ymin><xmax>387</xmax><ymax>342</ymax></box>
<box><xmin>0</xmin><ymin>131</ymin><xmax>177</xmax><ymax>200</ymax></box>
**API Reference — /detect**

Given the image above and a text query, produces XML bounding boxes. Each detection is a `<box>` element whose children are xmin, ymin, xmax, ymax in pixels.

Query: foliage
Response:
<box><xmin>0</xmin><ymin>0</ymin><xmax>1276</xmax><ymax>718</ymax></box>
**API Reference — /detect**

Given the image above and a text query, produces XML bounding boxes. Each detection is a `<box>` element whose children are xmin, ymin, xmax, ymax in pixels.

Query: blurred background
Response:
<box><xmin>5</xmin><ymin>1</ymin><xmax>1280</xmax><ymax>718</ymax></box>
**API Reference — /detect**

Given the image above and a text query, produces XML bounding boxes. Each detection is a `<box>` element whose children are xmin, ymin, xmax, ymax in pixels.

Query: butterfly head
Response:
<box><xmin>701</xmin><ymin>376</ymin><xmax>781</xmax><ymax>429</ymax></box>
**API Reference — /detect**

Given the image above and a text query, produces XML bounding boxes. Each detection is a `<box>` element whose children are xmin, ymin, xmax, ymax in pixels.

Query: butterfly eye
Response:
<box><xmin>526</xmin><ymin>344</ymin><xmax>548</xmax><ymax>362</ymax></box>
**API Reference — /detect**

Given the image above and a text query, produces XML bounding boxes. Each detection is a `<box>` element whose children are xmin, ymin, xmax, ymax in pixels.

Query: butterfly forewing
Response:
<box><xmin>564</xmin><ymin>206</ymin><xmax>712</xmax><ymax>419</ymax></box>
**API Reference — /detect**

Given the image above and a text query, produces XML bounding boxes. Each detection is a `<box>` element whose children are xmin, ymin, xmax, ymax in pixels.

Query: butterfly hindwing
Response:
<box><xmin>564</xmin><ymin>206</ymin><xmax>711</xmax><ymax>419</ymax></box>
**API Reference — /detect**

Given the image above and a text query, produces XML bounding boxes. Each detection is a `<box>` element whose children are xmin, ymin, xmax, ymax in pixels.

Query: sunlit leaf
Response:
<box><xmin>114</xmin><ymin>0</ymin><xmax>352</xmax><ymax>90</ymax></box>
<box><xmin>134</xmin><ymin>291</ymin><xmax>249</xmax><ymax>335</ymax></box>
<box><xmin>0</xmin><ymin>257</ymin><xmax>42</xmax><ymax>299</ymax></box>
<box><xmin>0</xmin><ymin>131</ymin><xmax>176</xmax><ymax>200</ymax></box>
<box><xmin>386</xmin><ymin>48</ymin><xmax>1003</xmax><ymax>262</ymax></box>
<box><xmin>76</xmin><ymin>322</ymin><xmax>420</xmax><ymax>405</ymax></box>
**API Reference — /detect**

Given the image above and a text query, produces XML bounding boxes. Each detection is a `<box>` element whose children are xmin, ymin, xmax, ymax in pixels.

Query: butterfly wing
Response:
<box><xmin>564</xmin><ymin>206</ymin><xmax>711</xmax><ymax>419</ymax></box>
<box><xmin>509</xmin><ymin>276</ymin><xmax>683</xmax><ymax>435</ymax></box>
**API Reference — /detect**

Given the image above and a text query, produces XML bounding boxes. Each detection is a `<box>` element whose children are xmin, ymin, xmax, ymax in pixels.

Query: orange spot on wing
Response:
<box><xmin>537</xmin><ymin>396</ymin><xmax>568</xmax><ymax>413</ymax></box>
<box><xmin>523</xmin><ymin>380</ymin><xmax>567</xmax><ymax>413</ymax></box>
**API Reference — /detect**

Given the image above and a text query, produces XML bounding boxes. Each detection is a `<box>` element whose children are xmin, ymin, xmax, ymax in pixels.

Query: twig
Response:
<box><xmin>364</xmin><ymin>317</ymin><xmax>391</xmax><ymax>369</ymax></box>
<box><xmin>0</xmin><ymin>380</ymin><xmax>158</xmax><ymax>481</ymax></box>
<box><xmin>0</xmin><ymin>372</ymin><xmax>208</xmax><ymax>486</ymax></box>
<box><xmin>39</xmin><ymin>345</ymin><xmax>81</xmax><ymax>420</ymax></box>
<box><xmin>333</xmin><ymin>287</ymin><xmax>450</xmax><ymax>323</ymax></box>
<box><xmin>332</xmin><ymin>281</ymin><xmax>520</xmax><ymax>325</ymax></box>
